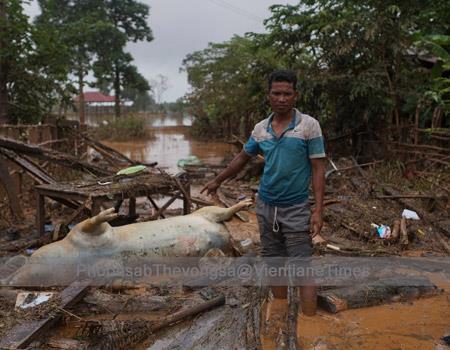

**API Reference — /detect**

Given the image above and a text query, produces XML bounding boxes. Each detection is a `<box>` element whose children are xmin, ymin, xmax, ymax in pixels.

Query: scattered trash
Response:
<box><xmin>116</xmin><ymin>165</ymin><xmax>147</xmax><ymax>175</ymax></box>
<box><xmin>239</xmin><ymin>238</ymin><xmax>254</xmax><ymax>253</ymax></box>
<box><xmin>402</xmin><ymin>209</ymin><xmax>420</xmax><ymax>220</ymax></box>
<box><xmin>417</xmin><ymin>229</ymin><xmax>426</xmax><ymax>238</ymax></box>
<box><xmin>371</xmin><ymin>223</ymin><xmax>391</xmax><ymax>239</ymax></box>
<box><xmin>15</xmin><ymin>292</ymin><xmax>55</xmax><ymax>310</ymax></box>
<box><xmin>177</xmin><ymin>155</ymin><xmax>202</xmax><ymax>168</ymax></box>
<box><xmin>326</xmin><ymin>243</ymin><xmax>341</xmax><ymax>251</ymax></box>
<box><xmin>25</xmin><ymin>249</ymin><xmax>35</xmax><ymax>255</ymax></box>
<box><xmin>98</xmin><ymin>181</ymin><xmax>113</xmax><ymax>185</ymax></box>
<box><xmin>238</xmin><ymin>194</ymin><xmax>247</xmax><ymax>201</ymax></box>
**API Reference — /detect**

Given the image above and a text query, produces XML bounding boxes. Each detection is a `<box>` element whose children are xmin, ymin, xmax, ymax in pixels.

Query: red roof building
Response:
<box><xmin>74</xmin><ymin>91</ymin><xmax>116</xmax><ymax>104</ymax></box>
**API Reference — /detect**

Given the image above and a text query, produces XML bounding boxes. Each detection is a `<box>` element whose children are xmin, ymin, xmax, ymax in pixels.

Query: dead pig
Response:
<box><xmin>5</xmin><ymin>199</ymin><xmax>252</xmax><ymax>286</ymax></box>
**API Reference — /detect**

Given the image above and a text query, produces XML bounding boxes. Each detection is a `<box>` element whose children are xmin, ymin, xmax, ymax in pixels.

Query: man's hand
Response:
<box><xmin>200</xmin><ymin>150</ymin><xmax>251</xmax><ymax>196</ymax></box>
<box><xmin>310</xmin><ymin>210</ymin><xmax>323</xmax><ymax>238</ymax></box>
<box><xmin>200</xmin><ymin>179</ymin><xmax>221</xmax><ymax>196</ymax></box>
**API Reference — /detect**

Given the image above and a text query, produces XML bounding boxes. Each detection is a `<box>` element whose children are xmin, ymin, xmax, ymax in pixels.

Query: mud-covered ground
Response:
<box><xmin>0</xmin><ymin>158</ymin><xmax>449</xmax><ymax>349</ymax></box>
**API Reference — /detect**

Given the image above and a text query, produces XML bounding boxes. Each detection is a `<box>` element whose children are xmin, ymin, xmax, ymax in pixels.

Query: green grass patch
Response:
<box><xmin>94</xmin><ymin>115</ymin><xmax>151</xmax><ymax>141</ymax></box>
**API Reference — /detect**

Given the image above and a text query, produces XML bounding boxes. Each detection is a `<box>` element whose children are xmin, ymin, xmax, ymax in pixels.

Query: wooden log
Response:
<box><xmin>386</xmin><ymin>141</ymin><xmax>448</xmax><ymax>153</ymax></box>
<box><xmin>155</xmin><ymin>294</ymin><xmax>225</xmax><ymax>331</ymax></box>
<box><xmin>0</xmin><ymin>280</ymin><xmax>90</xmax><ymax>349</ymax></box>
<box><xmin>391</xmin><ymin>219</ymin><xmax>401</xmax><ymax>242</ymax></box>
<box><xmin>400</xmin><ymin>217</ymin><xmax>409</xmax><ymax>248</ymax></box>
<box><xmin>376</xmin><ymin>194</ymin><xmax>447</xmax><ymax>200</ymax></box>
<box><xmin>317</xmin><ymin>277</ymin><xmax>440</xmax><ymax>313</ymax></box>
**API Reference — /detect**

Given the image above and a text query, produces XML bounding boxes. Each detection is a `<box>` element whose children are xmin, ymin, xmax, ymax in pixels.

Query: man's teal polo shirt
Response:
<box><xmin>244</xmin><ymin>108</ymin><xmax>325</xmax><ymax>207</ymax></box>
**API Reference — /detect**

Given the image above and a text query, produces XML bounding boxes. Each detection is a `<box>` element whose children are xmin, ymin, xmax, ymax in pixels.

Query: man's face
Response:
<box><xmin>268</xmin><ymin>81</ymin><xmax>298</xmax><ymax>115</ymax></box>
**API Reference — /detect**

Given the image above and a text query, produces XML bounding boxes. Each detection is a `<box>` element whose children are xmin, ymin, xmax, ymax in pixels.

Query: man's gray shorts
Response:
<box><xmin>255</xmin><ymin>196</ymin><xmax>313</xmax><ymax>258</ymax></box>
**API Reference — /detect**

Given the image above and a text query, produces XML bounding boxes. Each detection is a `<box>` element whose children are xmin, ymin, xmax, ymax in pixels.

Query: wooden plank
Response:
<box><xmin>0</xmin><ymin>280</ymin><xmax>90</xmax><ymax>349</ymax></box>
<box><xmin>0</xmin><ymin>148</ymin><xmax>55</xmax><ymax>184</ymax></box>
<box><xmin>0</xmin><ymin>136</ymin><xmax>111</xmax><ymax>176</ymax></box>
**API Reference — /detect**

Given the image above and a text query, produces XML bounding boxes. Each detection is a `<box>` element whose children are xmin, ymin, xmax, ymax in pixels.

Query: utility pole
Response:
<box><xmin>0</xmin><ymin>0</ymin><xmax>9</xmax><ymax>124</ymax></box>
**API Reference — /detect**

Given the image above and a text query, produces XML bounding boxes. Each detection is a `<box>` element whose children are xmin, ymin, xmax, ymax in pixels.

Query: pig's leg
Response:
<box><xmin>197</xmin><ymin>199</ymin><xmax>253</xmax><ymax>222</ymax></box>
<box><xmin>78</xmin><ymin>208</ymin><xmax>118</xmax><ymax>235</ymax></box>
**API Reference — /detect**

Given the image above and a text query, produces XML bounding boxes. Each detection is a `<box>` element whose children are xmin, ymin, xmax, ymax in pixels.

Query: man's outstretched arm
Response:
<box><xmin>201</xmin><ymin>150</ymin><xmax>252</xmax><ymax>195</ymax></box>
<box><xmin>310</xmin><ymin>157</ymin><xmax>326</xmax><ymax>238</ymax></box>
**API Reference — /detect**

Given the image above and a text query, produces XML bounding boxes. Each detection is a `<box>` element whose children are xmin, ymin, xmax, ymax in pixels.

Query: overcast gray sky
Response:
<box><xmin>24</xmin><ymin>0</ymin><xmax>297</xmax><ymax>102</ymax></box>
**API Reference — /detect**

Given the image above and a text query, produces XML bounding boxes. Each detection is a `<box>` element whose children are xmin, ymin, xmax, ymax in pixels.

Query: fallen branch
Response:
<box><xmin>376</xmin><ymin>194</ymin><xmax>447</xmax><ymax>200</ymax></box>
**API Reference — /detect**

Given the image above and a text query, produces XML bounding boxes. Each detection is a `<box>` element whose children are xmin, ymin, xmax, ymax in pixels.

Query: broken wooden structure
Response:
<box><xmin>0</xmin><ymin>127</ymin><xmax>192</xmax><ymax>238</ymax></box>
<box><xmin>35</xmin><ymin>171</ymin><xmax>191</xmax><ymax>235</ymax></box>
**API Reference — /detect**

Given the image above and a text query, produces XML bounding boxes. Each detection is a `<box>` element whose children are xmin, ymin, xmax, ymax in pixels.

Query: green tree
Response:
<box><xmin>264</xmin><ymin>0</ymin><xmax>450</xmax><ymax>137</ymax></box>
<box><xmin>1</xmin><ymin>0</ymin><xmax>73</xmax><ymax>124</ymax></box>
<box><xmin>36</xmin><ymin>0</ymin><xmax>113</xmax><ymax>124</ymax></box>
<box><xmin>182</xmin><ymin>35</ymin><xmax>283</xmax><ymax>138</ymax></box>
<box><xmin>413</xmin><ymin>34</ymin><xmax>450</xmax><ymax>127</ymax></box>
<box><xmin>93</xmin><ymin>0</ymin><xmax>153</xmax><ymax>119</ymax></box>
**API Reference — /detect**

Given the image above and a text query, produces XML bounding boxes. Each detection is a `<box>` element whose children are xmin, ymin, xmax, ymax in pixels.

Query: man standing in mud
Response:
<box><xmin>201</xmin><ymin>69</ymin><xmax>326</xmax><ymax>315</ymax></box>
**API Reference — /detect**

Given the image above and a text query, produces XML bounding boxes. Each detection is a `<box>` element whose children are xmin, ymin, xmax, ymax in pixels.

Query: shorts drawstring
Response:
<box><xmin>272</xmin><ymin>206</ymin><xmax>280</xmax><ymax>233</ymax></box>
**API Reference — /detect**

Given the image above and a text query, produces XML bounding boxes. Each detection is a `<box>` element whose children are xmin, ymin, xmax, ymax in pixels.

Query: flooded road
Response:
<box><xmin>101</xmin><ymin>115</ymin><xmax>235</xmax><ymax>174</ymax></box>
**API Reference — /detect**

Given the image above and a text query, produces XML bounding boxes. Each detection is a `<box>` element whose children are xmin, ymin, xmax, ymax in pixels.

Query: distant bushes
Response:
<box><xmin>93</xmin><ymin>115</ymin><xmax>151</xmax><ymax>141</ymax></box>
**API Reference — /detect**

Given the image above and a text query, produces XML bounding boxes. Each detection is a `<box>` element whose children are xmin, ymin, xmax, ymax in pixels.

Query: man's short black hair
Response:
<box><xmin>268</xmin><ymin>69</ymin><xmax>297</xmax><ymax>90</ymax></box>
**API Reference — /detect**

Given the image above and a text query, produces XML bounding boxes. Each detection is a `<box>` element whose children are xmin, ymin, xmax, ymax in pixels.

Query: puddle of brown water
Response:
<box><xmin>261</xmin><ymin>284</ymin><xmax>450</xmax><ymax>350</ymax></box>
<box><xmin>103</xmin><ymin>126</ymin><xmax>235</xmax><ymax>174</ymax></box>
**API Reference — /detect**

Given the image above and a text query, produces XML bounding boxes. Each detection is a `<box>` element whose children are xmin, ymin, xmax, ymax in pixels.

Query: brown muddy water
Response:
<box><xmin>101</xmin><ymin>115</ymin><xmax>235</xmax><ymax>174</ymax></box>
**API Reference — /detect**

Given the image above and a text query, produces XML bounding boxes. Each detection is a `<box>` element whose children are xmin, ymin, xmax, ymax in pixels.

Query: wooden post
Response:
<box><xmin>183</xmin><ymin>182</ymin><xmax>191</xmax><ymax>215</ymax></box>
<box><xmin>91</xmin><ymin>198</ymin><xmax>102</xmax><ymax>216</ymax></box>
<box><xmin>0</xmin><ymin>158</ymin><xmax>24</xmax><ymax>221</ymax></box>
<box><xmin>0</xmin><ymin>0</ymin><xmax>9</xmax><ymax>124</ymax></box>
<box><xmin>36</xmin><ymin>192</ymin><xmax>45</xmax><ymax>235</ymax></box>
<box><xmin>129</xmin><ymin>197</ymin><xmax>136</xmax><ymax>218</ymax></box>
<box><xmin>414</xmin><ymin>104</ymin><xmax>420</xmax><ymax>144</ymax></box>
